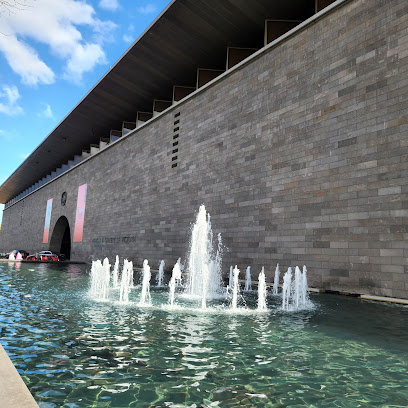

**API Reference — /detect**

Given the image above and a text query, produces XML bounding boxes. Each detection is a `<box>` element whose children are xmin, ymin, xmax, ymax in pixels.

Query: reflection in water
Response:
<box><xmin>1</xmin><ymin>262</ymin><xmax>408</xmax><ymax>407</ymax></box>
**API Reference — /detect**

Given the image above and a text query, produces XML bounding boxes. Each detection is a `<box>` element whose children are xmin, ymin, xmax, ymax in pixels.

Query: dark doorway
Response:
<box><xmin>50</xmin><ymin>216</ymin><xmax>71</xmax><ymax>260</ymax></box>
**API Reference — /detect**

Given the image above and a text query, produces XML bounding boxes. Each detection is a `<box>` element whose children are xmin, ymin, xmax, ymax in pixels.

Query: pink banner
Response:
<box><xmin>73</xmin><ymin>184</ymin><xmax>87</xmax><ymax>242</ymax></box>
<box><xmin>43</xmin><ymin>198</ymin><xmax>53</xmax><ymax>243</ymax></box>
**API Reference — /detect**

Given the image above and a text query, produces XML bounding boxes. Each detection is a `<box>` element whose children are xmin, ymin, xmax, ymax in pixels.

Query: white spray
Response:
<box><xmin>257</xmin><ymin>266</ymin><xmax>267</xmax><ymax>311</ymax></box>
<box><xmin>244</xmin><ymin>266</ymin><xmax>252</xmax><ymax>291</ymax></box>
<box><xmin>139</xmin><ymin>259</ymin><xmax>152</xmax><ymax>306</ymax></box>
<box><xmin>157</xmin><ymin>260</ymin><xmax>165</xmax><ymax>286</ymax></box>
<box><xmin>272</xmin><ymin>264</ymin><xmax>280</xmax><ymax>295</ymax></box>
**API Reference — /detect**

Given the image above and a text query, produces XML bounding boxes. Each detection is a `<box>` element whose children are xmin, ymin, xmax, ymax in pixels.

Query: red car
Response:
<box><xmin>26</xmin><ymin>251</ymin><xmax>59</xmax><ymax>261</ymax></box>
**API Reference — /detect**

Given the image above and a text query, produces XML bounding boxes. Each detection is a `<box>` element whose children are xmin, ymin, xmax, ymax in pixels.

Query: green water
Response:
<box><xmin>1</xmin><ymin>262</ymin><xmax>408</xmax><ymax>408</ymax></box>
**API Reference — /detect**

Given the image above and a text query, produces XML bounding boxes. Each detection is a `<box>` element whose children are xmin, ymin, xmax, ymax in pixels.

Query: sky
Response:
<box><xmin>0</xmin><ymin>0</ymin><xmax>172</xmax><ymax>224</ymax></box>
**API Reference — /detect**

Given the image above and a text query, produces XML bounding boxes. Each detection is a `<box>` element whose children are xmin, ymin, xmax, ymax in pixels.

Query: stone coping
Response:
<box><xmin>0</xmin><ymin>343</ymin><xmax>39</xmax><ymax>408</ymax></box>
<box><xmin>360</xmin><ymin>295</ymin><xmax>408</xmax><ymax>305</ymax></box>
<box><xmin>238</xmin><ymin>279</ymin><xmax>408</xmax><ymax>304</ymax></box>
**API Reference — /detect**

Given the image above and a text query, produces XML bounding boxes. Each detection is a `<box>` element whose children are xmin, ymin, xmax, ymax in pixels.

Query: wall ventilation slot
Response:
<box><xmin>171</xmin><ymin>112</ymin><xmax>181</xmax><ymax>168</ymax></box>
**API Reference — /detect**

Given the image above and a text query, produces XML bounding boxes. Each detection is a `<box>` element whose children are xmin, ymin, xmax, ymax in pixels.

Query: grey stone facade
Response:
<box><xmin>1</xmin><ymin>0</ymin><xmax>407</xmax><ymax>298</ymax></box>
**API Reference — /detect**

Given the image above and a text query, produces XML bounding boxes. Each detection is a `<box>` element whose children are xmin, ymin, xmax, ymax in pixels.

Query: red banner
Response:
<box><xmin>73</xmin><ymin>184</ymin><xmax>87</xmax><ymax>242</ymax></box>
<box><xmin>42</xmin><ymin>198</ymin><xmax>53</xmax><ymax>243</ymax></box>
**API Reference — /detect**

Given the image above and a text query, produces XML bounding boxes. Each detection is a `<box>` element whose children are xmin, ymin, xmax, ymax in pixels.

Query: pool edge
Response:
<box><xmin>0</xmin><ymin>343</ymin><xmax>39</xmax><ymax>408</ymax></box>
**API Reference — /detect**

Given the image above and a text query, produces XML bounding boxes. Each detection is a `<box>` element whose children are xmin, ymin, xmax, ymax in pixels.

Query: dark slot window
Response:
<box><xmin>172</xmin><ymin>112</ymin><xmax>180</xmax><ymax>169</ymax></box>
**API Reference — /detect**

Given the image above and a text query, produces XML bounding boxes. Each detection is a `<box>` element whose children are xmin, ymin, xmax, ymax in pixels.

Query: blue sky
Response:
<box><xmin>0</xmin><ymin>0</ymin><xmax>172</xmax><ymax>224</ymax></box>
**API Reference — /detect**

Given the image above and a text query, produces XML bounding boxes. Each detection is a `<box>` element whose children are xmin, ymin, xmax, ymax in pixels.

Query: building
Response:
<box><xmin>0</xmin><ymin>0</ymin><xmax>407</xmax><ymax>298</ymax></box>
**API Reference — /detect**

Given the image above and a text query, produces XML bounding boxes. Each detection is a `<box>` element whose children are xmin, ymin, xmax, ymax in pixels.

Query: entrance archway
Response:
<box><xmin>49</xmin><ymin>216</ymin><xmax>71</xmax><ymax>260</ymax></box>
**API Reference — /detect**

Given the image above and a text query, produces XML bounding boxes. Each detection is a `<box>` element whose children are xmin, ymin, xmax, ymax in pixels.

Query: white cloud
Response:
<box><xmin>0</xmin><ymin>85</ymin><xmax>23</xmax><ymax>116</ymax></box>
<box><xmin>99</xmin><ymin>0</ymin><xmax>119</xmax><ymax>11</ymax></box>
<box><xmin>138</xmin><ymin>4</ymin><xmax>157</xmax><ymax>14</ymax></box>
<box><xmin>19</xmin><ymin>153</ymin><xmax>30</xmax><ymax>160</ymax></box>
<box><xmin>38</xmin><ymin>103</ymin><xmax>54</xmax><ymax>119</ymax></box>
<box><xmin>0</xmin><ymin>0</ymin><xmax>117</xmax><ymax>85</ymax></box>
<box><xmin>123</xmin><ymin>23</ymin><xmax>134</xmax><ymax>43</ymax></box>
<box><xmin>63</xmin><ymin>43</ymin><xmax>106</xmax><ymax>83</ymax></box>
<box><xmin>0</xmin><ymin>36</ymin><xmax>55</xmax><ymax>86</ymax></box>
<box><xmin>123</xmin><ymin>34</ymin><xmax>133</xmax><ymax>43</ymax></box>
<box><xmin>0</xmin><ymin>128</ymin><xmax>14</xmax><ymax>141</ymax></box>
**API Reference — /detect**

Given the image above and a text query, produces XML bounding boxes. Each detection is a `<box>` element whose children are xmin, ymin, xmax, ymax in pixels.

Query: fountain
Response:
<box><xmin>281</xmin><ymin>265</ymin><xmax>310</xmax><ymax>311</ymax></box>
<box><xmin>177</xmin><ymin>257</ymin><xmax>184</xmax><ymax>272</ymax></box>
<box><xmin>139</xmin><ymin>259</ymin><xmax>152</xmax><ymax>306</ymax></box>
<box><xmin>168</xmin><ymin>274</ymin><xmax>176</xmax><ymax>307</ymax></box>
<box><xmin>86</xmin><ymin>205</ymin><xmax>311</xmax><ymax>313</ymax></box>
<box><xmin>168</xmin><ymin>261</ymin><xmax>182</xmax><ymax>307</ymax></box>
<box><xmin>293</xmin><ymin>266</ymin><xmax>302</xmax><ymax>308</ymax></box>
<box><xmin>156</xmin><ymin>260</ymin><xmax>165</xmax><ymax>287</ymax></box>
<box><xmin>119</xmin><ymin>259</ymin><xmax>133</xmax><ymax>303</ymax></box>
<box><xmin>257</xmin><ymin>266</ymin><xmax>267</xmax><ymax>311</ymax></box>
<box><xmin>112</xmin><ymin>255</ymin><xmax>120</xmax><ymax>288</ymax></box>
<box><xmin>272</xmin><ymin>263</ymin><xmax>280</xmax><ymax>295</ymax></box>
<box><xmin>185</xmin><ymin>204</ymin><xmax>223</xmax><ymax>308</ymax></box>
<box><xmin>231</xmin><ymin>265</ymin><xmax>240</xmax><ymax>310</ymax></box>
<box><xmin>244</xmin><ymin>266</ymin><xmax>252</xmax><ymax>291</ymax></box>
<box><xmin>175</xmin><ymin>258</ymin><xmax>183</xmax><ymax>286</ymax></box>
<box><xmin>281</xmin><ymin>267</ymin><xmax>292</xmax><ymax>311</ymax></box>
<box><xmin>90</xmin><ymin>258</ymin><xmax>111</xmax><ymax>301</ymax></box>
<box><xmin>301</xmin><ymin>265</ymin><xmax>309</xmax><ymax>306</ymax></box>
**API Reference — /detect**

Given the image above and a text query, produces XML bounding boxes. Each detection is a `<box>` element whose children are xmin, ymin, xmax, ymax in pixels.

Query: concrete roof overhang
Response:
<box><xmin>0</xmin><ymin>0</ymin><xmax>315</xmax><ymax>204</ymax></box>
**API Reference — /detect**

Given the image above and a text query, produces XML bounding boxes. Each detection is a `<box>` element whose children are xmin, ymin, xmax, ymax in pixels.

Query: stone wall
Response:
<box><xmin>1</xmin><ymin>0</ymin><xmax>407</xmax><ymax>298</ymax></box>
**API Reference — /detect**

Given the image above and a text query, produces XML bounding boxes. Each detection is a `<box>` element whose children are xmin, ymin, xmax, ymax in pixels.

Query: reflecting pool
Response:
<box><xmin>1</xmin><ymin>261</ymin><xmax>408</xmax><ymax>407</ymax></box>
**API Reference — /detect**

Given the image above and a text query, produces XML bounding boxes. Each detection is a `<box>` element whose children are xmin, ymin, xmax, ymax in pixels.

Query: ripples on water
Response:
<box><xmin>1</xmin><ymin>262</ymin><xmax>408</xmax><ymax>407</ymax></box>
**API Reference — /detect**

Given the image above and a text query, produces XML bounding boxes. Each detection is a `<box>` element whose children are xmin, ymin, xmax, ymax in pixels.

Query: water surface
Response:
<box><xmin>1</xmin><ymin>262</ymin><xmax>408</xmax><ymax>407</ymax></box>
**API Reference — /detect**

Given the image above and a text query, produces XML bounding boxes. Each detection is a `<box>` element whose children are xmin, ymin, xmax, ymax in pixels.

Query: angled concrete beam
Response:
<box><xmin>226</xmin><ymin>47</ymin><xmax>259</xmax><ymax>70</ymax></box>
<box><xmin>99</xmin><ymin>138</ymin><xmax>110</xmax><ymax>150</ymax></box>
<box><xmin>173</xmin><ymin>86</ymin><xmax>196</xmax><ymax>103</ymax></box>
<box><xmin>153</xmin><ymin>100</ymin><xmax>172</xmax><ymax>117</ymax></box>
<box><xmin>110</xmin><ymin>130</ymin><xmax>122</xmax><ymax>142</ymax></box>
<box><xmin>90</xmin><ymin>144</ymin><xmax>100</xmax><ymax>155</ymax></box>
<box><xmin>315</xmin><ymin>0</ymin><xmax>337</xmax><ymax>12</ymax></box>
<box><xmin>264</xmin><ymin>20</ymin><xmax>303</xmax><ymax>46</ymax></box>
<box><xmin>122</xmin><ymin>121</ymin><xmax>136</xmax><ymax>136</ymax></box>
<box><xmin>196</xmin><ymin>68</ymin><xmax>225</xmax><ymax>89</ymax></box>
<box><xmin>136</xmin><ymin>112</ymin><xmax>153</xmax><ymax>127</ymax></box>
